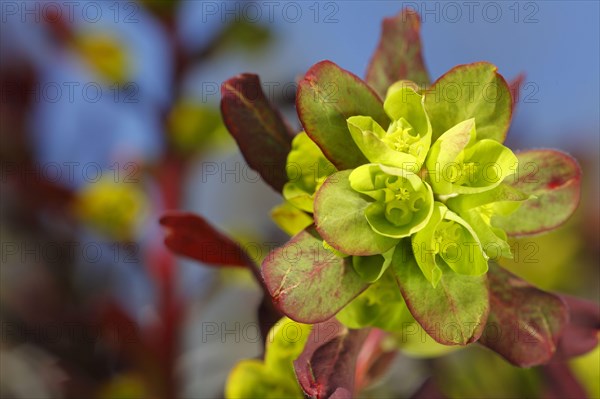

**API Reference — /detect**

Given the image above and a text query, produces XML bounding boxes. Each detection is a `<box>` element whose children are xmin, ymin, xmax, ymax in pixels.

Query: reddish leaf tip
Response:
<box><xmin>159</xmin><ymin>211</ymin><xmax>250</xmax><ymax>268</ymax></box>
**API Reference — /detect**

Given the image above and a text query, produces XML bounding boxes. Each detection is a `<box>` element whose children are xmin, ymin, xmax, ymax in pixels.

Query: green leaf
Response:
<box><xmin>297</xmin><ymin>60</ymin><xmax>390</xmax><ymax>170</ymax></box>
<box><xmin>262</xmin><ymin>226</ymin><xmax>368</xmax><ymax>323</ymax></box>
<box><xmin>221</xmin><ymin>74</ymin><xmax>294</xmax><ymax>192</ymax></box>
<box><xmin>365</xmin><ymin>9</ymin><xmax>430</xmax><ymax>98</ymax></box>
<box><xmin>393</xmin><ymin>241</ymin><xmax>489</xmax><ymax>346</ymax></box>
<box><xmin>478</xmin><ymin>264</ymin><xmax>568</xmax><ymax>367</ymax></box>
<box><xmin>492</xmin><ymin>150</ymin><xmax>581</xmax><ymax>236</ymax></box>
<box><xmin>424</xmin><ymin>62</ymin><xmax>512</xmax><ymax>143</ymax></box>
<box><xmin>270</xmin><ymin>202</ymin><xmax>314</xmax><ymax>236</ymax></box>
<box><xmin>314</xmin><ymin>170</ymin><xmax>400</xmax><ymax>256</ymax></box>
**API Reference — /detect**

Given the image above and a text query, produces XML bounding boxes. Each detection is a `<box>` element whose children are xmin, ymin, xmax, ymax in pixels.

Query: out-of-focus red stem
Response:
<box><xmin>154</xmin><ymin>152</ymin><xmax>188</xmax><ymax>398</ymax></box>
<box><xmin>45</xmin><ymin>6</ymin><xmax>73</xmax><ymax>44</ymax></box>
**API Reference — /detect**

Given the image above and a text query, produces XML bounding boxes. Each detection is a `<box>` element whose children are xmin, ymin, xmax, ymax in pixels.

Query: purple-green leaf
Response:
<box><xmin>424</xmin><ymin>62</ymin><xmax>513</xmax><ymax>143</ymax></box>
<box><xmin>492</xmin><ymin>149</ymin><xmax>581</xmax><ymax>236</ymax></box>
<box><xmin>294</xmin><ymin>319</ymin><xmax>370</xmax><ymax>399</ymax></box>
<box><xmin>221</xmin><ymin>73</ymin><xmax>294</xmax><ymax>192</ymax></box>
<box><xmin>297</xmin><ymin>60</ymin><xmax>390</xmax><ymax>170</ymax></box>
<box><xmin>478</xmin><ymin>263</ymin><xmax>568</xmax><ymax>367</ymax></box>
<box><xmin>393</xmin><ymin>242</ymin><xmax>489</xmax><ymax>346</ymax></box>
<box><xmin>262</xmin><ymin>226</ymin><xmax>368</xmax><ymax>323</ymax></box>
<box><xmin>554</xmin><ymin>295</ymin><xmax>600</xmax><ymax>359</ymax></box>
<box><xmin>540</xmin><ymin>362</ymin><xmax>588</xmax><ymax>399</ymax></box>
<box><xmin>365</xmin><ymin>9</ymin><xmax>430</xmax><ymax>98</ymax></box>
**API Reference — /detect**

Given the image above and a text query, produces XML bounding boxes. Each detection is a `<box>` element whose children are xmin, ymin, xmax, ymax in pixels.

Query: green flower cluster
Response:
<box><xmin>277</xmin><ymin>82</ymin><xmax>529</xmax><ymax>288</ymax></box>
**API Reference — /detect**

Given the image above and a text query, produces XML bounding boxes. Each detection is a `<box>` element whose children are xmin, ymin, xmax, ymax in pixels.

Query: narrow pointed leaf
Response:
<box><xmin>366</xmin><ymin>9</ymin><xmax>430</xmax><ymax>98</ymax></box>
<box><xmin>393</xmin><ymin>242</ymin><xmax>489</xmax><ymax>346</ymax></box>
<box><xmin>221</xmin><ymin>73</ymin><xmax>293</xmax><ymax>192</ymax></box>
<box><xmin>262</xmin><ymin>226</ymin><xmax>368</xmax><ymax>323</ymax></box>
<box><xmin>160</xmin><ymin>212</ymin><xmax>282</xmax><ymax>344</ymax></box>
<box><xmin>509</xmin><ymin>73</ymin><xmax>525</xmax><ymax>112</ymax></box>
<box><xmin>493</xmin><ymin>149</ymin><xmax>581</xmax><ymax>236</ymax></box>
<box><xmin>424</xmin><ymin>62</ymin><xmax>512</xmax><ymax>143</ymax></box>
<box><xmin>294</xmin><ymin>319</ymin><xmax>370</xmax><ymax>399</ymax></box>
<box><xmin>478</xmin><ymin>264</ymin><xmax>568</xmax><ymax>367</ymax></box>
<box><xmin>160</xmin><ymin>212</ymin><xmax>248</xmax><ymax>267</ymax></box>
<box><xmin>297</xmin><ymin>60</ymin><xmax>390</xmax><ymax>170</ymax></box>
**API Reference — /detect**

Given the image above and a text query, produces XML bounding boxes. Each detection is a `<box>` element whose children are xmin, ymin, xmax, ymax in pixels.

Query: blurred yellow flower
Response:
<box><xmin>74</xmin><ymin>177</ymin><xmax>147</xmax><ymax>241</ymax></box>
<box><xmin>167</xmin><ymin>100</ymin><xmax>229</xmax><ymax>153</ymax></box>
<box><xmin>72</xmin><ymin>32</ymin><xmax>130</xmax><ymax>85</ymax></box>
<box><xmin>97</xmin><ymin>372</ymin><xmax>146</xmax><ymax>399</ymax></box>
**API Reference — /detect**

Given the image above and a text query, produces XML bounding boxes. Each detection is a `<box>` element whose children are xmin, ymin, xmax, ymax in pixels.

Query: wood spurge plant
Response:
<box><xmin>160</xmin><ymin>9</ymin><xmax>595</xmax><ymax>399</ymax></box>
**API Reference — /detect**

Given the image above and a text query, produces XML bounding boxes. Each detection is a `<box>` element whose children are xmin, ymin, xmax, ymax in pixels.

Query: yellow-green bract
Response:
<box><xmin>225</xmin><ymin>318</ymin><xmax>311</xmax><ymax>399</ymax></box>
<box><xmin>347</xmin><ymin>86</ymin><xmax>431</xmax><ymax>172</ymax></box>
<box><xmin>310</xmin><ymin>76</ymin><xmax>524</xmax><ymax>290</ymax></box>
<box><xmin>282</xmin><ymin>131</ymin><xmax>335</xmax><ymax>213</ymax></box>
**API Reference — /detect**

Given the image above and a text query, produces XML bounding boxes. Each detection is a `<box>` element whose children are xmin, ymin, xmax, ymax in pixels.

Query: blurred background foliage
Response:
<box><xmin>0</xmin><ymin>1</ymin><xmax>598</xmax><ymax>398</ymax></box>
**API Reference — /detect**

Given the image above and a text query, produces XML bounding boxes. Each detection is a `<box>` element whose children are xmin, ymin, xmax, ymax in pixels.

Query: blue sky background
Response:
<box><xmin>183</xmin><ymin>0</ymin><xmax>599</xmax><ymax>152</ymax></box>
<box><xmin>3</xmin><ymin>0</ymin><xmax>596</xmax><ymax>175</ymax></box>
